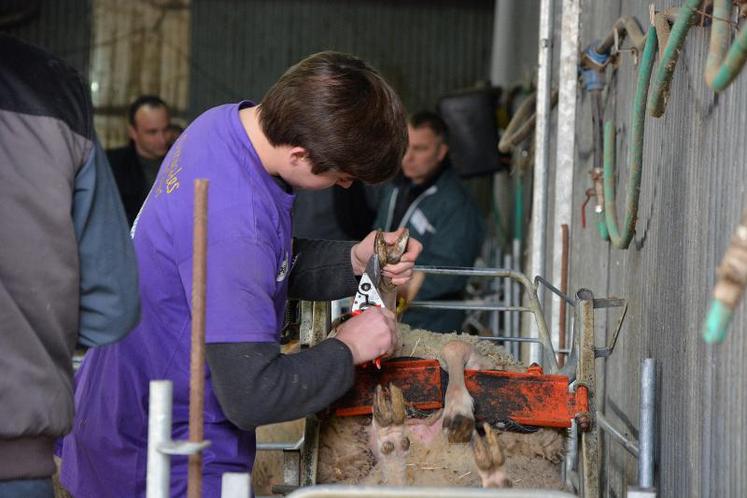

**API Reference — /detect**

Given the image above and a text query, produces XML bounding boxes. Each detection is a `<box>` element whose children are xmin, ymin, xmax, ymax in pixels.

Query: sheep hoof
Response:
<box><xmin>443</xmin><ymin>412</ymin><xmax>474</xmax><ymax>443</ymax></box>
<box><xmin>373</xmin><ymin>383</ymin><xmax>407</xmax><ymax>427</ymax></box>
<box><xmin>372</xmin><ymin>384</ymin><xmax>410</xmax><ymax>468</ymax></box>
<box><xmin>472</xmin><ymin>423</ymin><xmax>512</xmax><ymax>488</ymax></box>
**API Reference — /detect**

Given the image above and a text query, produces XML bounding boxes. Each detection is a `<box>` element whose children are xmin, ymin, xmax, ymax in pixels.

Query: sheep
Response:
<box><xmin>317</xmin><ymin>325</ymin><xmax>563</xmax><ymax>488</ymax></box>
<box><xmin>254</xmin><ymin>324</ymin><xmax>566</xmax><ymax>493</ymax></box>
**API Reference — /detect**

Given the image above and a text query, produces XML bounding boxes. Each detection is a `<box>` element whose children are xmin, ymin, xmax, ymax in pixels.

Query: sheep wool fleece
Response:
<box><xmin>60</xmin><ymin>101</ymin><xmax>294</xmax><ymax>498</ymax></box>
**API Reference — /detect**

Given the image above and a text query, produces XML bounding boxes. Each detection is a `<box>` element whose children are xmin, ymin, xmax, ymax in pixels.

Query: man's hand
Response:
<box><xmin>334</xmin><ymin>307</ymin><xmax>398</xmax><ymax>365</ymax></box>
<box><xmin>351</xmin><ymin>228</ymin><xmax>423</xmax><ymax>286</ymax></box>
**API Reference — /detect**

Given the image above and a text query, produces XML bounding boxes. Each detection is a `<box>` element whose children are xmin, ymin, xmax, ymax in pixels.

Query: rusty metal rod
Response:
<box><xmin>188</xmin><ymin>179</ymin><xmax>209</xmax><ymax>498</ymax></box>
<box><xmin>558</xmin><ymin>224</ymin><xmax>569</xmax><ymax>367</ymax></box>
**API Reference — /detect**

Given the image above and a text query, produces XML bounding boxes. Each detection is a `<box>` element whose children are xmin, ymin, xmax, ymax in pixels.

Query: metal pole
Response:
<box><xmin>490</xmin><ymin>0</ymin><xmax>516</xmax><ymax>87</ymax></box>
<box><xmin>596</xmin><ymin>412</ymin><xmax>640</xmax><ymax>457</ymax></box>
<box><xmin>285</xmin><ymin>486</ymin><xmax>577</xmax><ymax>498</ymax></box>
<box><xmin>491</xmin><ymin>246</ymin><xmax>503</xmax><ymax>338</ymax></box>
<box><xmin>256</xmin><ymin>437</ymin><xmax>305</xmax><ymax>451</ymax></box>
<box><xmin>512</xmin><ymin>238</ymin><xmax>521</xmax><ymax>359</ymax></box>
<box><xmin>147</xmin><ymin>380</ymin><xmax>173</xmax><ymax>498</ymax></box>
<box><xmin>528</xmin><ymin>0</ymin><xmax>555</xmax><ymax>364</ymax></box>
<box><xmin>551</xmin><ymin>0</ymin><xmax>579</xmax><ymax>366</ymax></box>
<box><xmin>558</xmin><ymin>224</ymin><xmax>570</xmax><ymax>366</ymax></box>
<box><xmin>564</xmin><ymin>418</ymin><xmax>578</xmax><ymax>492</ymax></box>
<box><xmin>503</xmin><ymin>254</ymin><xmax>513</xmax><ymax>342</ymax></box>
<box><xmin>221</xmin><ymin>473</ymin><xmax>251</xmax><ymax>498</ymax></box>
<box><xmin>639</xmin><ymin>358</ymin><xmax>656</xmax><ymax>488</ymax></box>
<box><xmin>188</xmin><ymin>179</ymin><xmax>209</xmax><ymax>498</ymax></box>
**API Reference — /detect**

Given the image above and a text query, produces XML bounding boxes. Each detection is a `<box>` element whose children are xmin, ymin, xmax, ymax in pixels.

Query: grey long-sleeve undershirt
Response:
<box><xmin>207</xmin><ymin>238</ymin><xmax>360</xmax><ymax>429</ymax></box>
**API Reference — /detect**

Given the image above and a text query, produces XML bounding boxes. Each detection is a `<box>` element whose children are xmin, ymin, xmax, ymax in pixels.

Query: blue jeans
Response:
<box><xmin>0</xmin><ymin>478</ymin><xmax>53</xmax><ymax>498</ymax></box>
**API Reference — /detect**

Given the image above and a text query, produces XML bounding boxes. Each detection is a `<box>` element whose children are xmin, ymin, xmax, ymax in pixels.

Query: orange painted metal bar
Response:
<box><xmin>465</xmin><ymin>364</ymin><xmax>586</xmax><ymax>429</ymax></box>
<box><xmin>334</xmin><ymin>359</ymin><xmax>588</xmax><ymax>430</ymax></box>
<box><xmin>335</xmin><ymin>359</ymin><xmax>443</xmax><ymax>416</ymax></box>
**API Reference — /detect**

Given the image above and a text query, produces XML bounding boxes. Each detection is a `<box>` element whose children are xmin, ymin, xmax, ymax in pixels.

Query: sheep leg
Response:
<box><xmin>472</xmin><ymin>423</ymin><xmax>512</xmax><ymax>488</ymax></box>
<box><xmin>369</xmin><ymin>383</ymin><xmax>411</xmax><ymax>485</ymax></box>
<box><xmin>441</xmin><ymin>340</ymin><xmax>479</xmax><ymax>443</ymax></box>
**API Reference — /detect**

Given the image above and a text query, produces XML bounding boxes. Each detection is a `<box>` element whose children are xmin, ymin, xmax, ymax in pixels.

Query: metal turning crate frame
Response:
<box><xmin>259</xmin><ymin>266</ymin><xmax>642</xmax><ymax>498</ymax></box>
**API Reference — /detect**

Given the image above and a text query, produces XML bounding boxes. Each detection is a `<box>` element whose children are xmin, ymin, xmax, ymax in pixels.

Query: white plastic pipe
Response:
<box><xmin>147</xmin><ymin>380</ymin><xmax>173</xmax><ymax>498</ymax></box>
<box><xmin>221</xmin><ymin>472</ymin><xmax>251</xmax><ymax>498</ymax></box>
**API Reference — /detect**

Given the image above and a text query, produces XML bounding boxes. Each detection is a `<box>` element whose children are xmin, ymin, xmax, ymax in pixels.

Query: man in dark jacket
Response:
<box><xmin>108</xmin><ymin>95</ymin><xmax>171</xmax><ymax>225</ymax></box>
<box><xmin>0</xmin><ymin>35</ymin><xmax>140</xmax><ymax>498</ymax></box>
<box><xmin>375</xmin><ymin>110</ymin><xmax>485</xmax><ymax>332</ymax></box>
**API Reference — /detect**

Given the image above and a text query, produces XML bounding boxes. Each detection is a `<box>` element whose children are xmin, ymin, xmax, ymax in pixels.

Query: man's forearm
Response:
<box><xmin>206</xmin><ymin>339</ymin><xmax>355</xmax><ymax>430</ymax></box>
<box><xmin>288</xmin><ymin>238</ymin><xmax>358</xmax><ymax>300</ymax></box>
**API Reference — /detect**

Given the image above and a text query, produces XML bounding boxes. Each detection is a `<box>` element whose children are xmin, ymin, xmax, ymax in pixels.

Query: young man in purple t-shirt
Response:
<box><xmin>58</xmin><ymin>51</ymin><xmax>421</xmax><ymax>497</ymax></box>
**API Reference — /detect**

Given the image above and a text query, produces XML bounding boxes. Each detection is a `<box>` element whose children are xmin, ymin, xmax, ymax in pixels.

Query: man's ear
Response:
<box><xmin>127</xmin><ymin>125</ymin><xmax>137</xmax><ymax>142</ymax></box>
<box><xmin>288</xmin><ymin>146</ymin><xmax>309</xmax><ymax>167</ymax></box>
<box><xmin>437</xmin><ymin>142</ymin><xmax>449</xmax><ymax>163</ymax></box>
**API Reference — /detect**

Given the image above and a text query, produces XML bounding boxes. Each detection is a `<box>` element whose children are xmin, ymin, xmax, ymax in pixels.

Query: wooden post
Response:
<box><xmin>188</xmin><ymin>179</ymin><xmax>208</xmax><ymax>498</ymax></box>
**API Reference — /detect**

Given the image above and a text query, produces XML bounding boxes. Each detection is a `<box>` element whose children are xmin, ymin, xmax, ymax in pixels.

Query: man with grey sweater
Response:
<box><xmin>0</xmin><ymin>35</ymin><xmax>140</xmax><ymax>498</ymax></box>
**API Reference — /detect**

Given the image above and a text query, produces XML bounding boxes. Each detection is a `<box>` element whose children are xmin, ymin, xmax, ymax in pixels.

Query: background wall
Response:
<box><xmin>548</xmin><ymin>1</ymin><xmax>747</xmax><ymax>496</ymax></box>
<box><xmin>0</xmin><ymin>0</ymin><xmax>91</xmax><ymax>75</ymax></box>
<box><xmin>188</xmin><ymin>0</ymin><xmax>495</xmax><ymax>116</ymax></box>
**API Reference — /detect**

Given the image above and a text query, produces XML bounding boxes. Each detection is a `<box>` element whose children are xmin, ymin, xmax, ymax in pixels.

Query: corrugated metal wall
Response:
<box><xmin>188</xmin><ymin>0</ymin><xmax>495</xmax><ymax>117</ymax></box>
<box><xmin>0</xmin><ymin>0</ymin><xmax>91</xmax><ymax>76</ymax></box>
<box><xmin>543</xmin><ymin>2</ymin><xmax>747</xmax><ymax>496</ymax></box>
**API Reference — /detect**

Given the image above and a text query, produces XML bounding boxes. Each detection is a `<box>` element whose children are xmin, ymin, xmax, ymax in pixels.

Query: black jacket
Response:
<box><xmin>107</xmin><ymin>143</ymin><xmax>149</xmax><ymax>226</ymax></box>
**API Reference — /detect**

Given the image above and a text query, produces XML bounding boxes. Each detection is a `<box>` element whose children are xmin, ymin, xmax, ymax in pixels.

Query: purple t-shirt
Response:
<box><xmin>60</xmin><ymin>102</ymin><xmax>295</xmax><ymax>497</ymax></box>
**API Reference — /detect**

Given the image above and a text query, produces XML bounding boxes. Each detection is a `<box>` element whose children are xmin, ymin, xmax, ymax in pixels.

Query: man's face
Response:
<box><xmin>401</xmin><ymin>124</ymin><xmax>448</xmax><ymax>185</ymax></box>
<box><xmin>128</xmin><ymin>105</ymin><xmax>170</xmax><ymax>160</ymax></box>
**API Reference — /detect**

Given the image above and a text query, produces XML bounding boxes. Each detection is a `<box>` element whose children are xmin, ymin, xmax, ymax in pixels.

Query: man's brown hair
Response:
<box><xmin>259</xmin><ymin>51</ymin><xmax>407</xmax><ymax>184</ymax></box>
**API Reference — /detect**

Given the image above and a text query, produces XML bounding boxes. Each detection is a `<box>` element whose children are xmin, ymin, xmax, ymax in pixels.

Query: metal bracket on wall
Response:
<box><xmin>593</xmin><ymin>299</ymin><xmax>628</xmax><ymax>358</ymax></box>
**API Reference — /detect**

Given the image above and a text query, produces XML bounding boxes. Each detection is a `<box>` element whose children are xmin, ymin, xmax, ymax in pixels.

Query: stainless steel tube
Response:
<box><xmin>256</xmin><ymin>437</ymin><xmax>304</xmax><ymax>451</ymax></box>
<box><xmin>410</xmin><ymin>265</ymin><xmax>557</xmax><ymax>371</ymax></box>
<box><xmin>564</xmin><ymin>418</ymin><xmax>579</xmax><ymax>492</ymax></box>
<box><xmin>408</xmin><ymin>301</ymin><xmax>532</xmax><ymax>312</ymax></box>
<box><xmin>639</xmin><ymin>358</ymin><xmax>656</xmax><ymax>488</ymax></box>
<box><xmin>147</xmin><ymin>380</ymin><xmax>173</xmax><ymax>498</ymax></box>
<box><xmin>287</xmin><ymin>486</ymin><xmax>577</xmax><ymax>498</ymax></box>
<box><xmin>551</xmin><ymin>0</ymin><xmax>579</xmax><ymax>362</ymax></box>
<box><xmin>596</xmin><ymin>412</ymin><xmax>640</xmax><ymax>457</ymax></box>
<box><xmin>511</xmin><ymin>238</ymin><xmax>521</xmax><ymax>358</ymax></box>
<box><xmin>503</xmin><ymin>254</ymin><xmax>513</xmax><ymax>345</ymax></box>
<box><xmin>529</xmin><ymin>0</ymin><xmax>555</xmax><ymax>364</ymax></box>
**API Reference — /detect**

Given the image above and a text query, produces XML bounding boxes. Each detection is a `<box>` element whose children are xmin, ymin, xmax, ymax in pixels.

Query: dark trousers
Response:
<box><xmin>0</xmin><ymin>478</ymin><xmax>53</xmax><ymax>498</ymax></box>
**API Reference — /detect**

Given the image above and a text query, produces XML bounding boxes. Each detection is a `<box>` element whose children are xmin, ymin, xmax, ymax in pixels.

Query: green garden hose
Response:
<box><xmin>705</xmin><ymin>0</ymin><xmax>747</xmax><ymax>92</ymax></box>
<box><xmin>648</xmin><ymin>0</ymin><xmax>701</xmax><ymax>117</ymax></box>
<box><xmin>603</xmin><ymin>27</ymin><xmax>658</xmax><ymax>249</ymax></box>
<box><xmin>703</xmin><ymin>208</ymin><xmax>747</xmax><ymax>343</ymax></box>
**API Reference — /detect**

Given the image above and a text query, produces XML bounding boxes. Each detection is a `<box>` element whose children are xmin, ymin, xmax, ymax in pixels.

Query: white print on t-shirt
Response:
<box><xmin>410</xmin><ymin>209</ymin><xmax>436</xmax><ymax>236</ymax></box>
<box><xmin>290</xmin><ymin>254</ymin><xmax>299</xmax><ymax>273</ymax></box>
<box><xmin>276</xmin><ymin>251</ymin><xmax>290</xmax><ymax>282</ymax></box>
